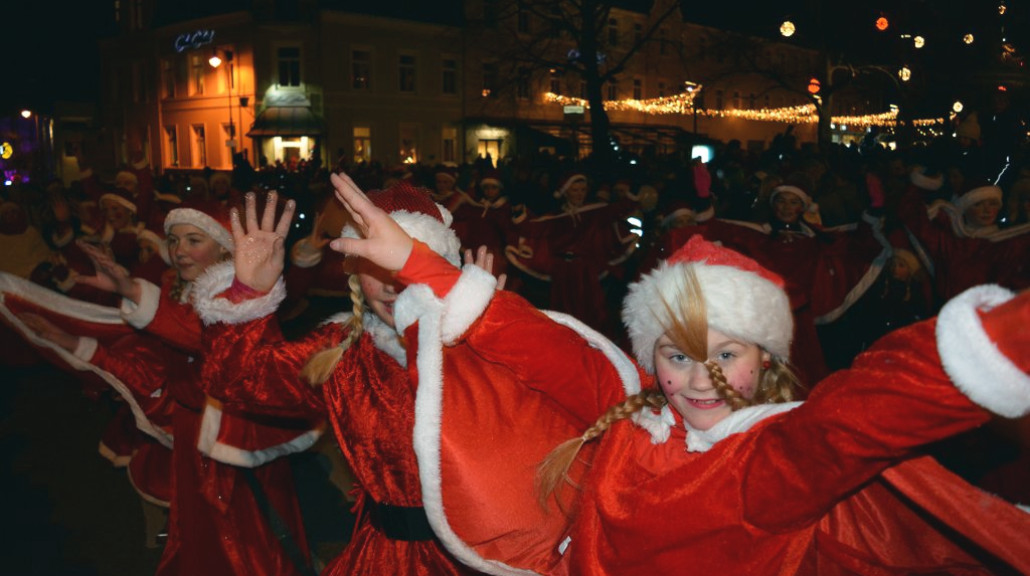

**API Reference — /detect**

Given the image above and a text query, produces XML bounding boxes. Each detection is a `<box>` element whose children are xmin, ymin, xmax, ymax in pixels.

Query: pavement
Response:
<box><xmin>1</xmin><ymin>362</ymin><xmax>352</xmax><ymax>576</ymax></box>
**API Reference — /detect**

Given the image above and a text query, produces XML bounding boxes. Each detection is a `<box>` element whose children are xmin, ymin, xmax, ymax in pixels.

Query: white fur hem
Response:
<box><xmin>73</xmin><ymin>337</ymin><xmax>99</xmax><ymax>361</ymax></box>
<box><xmin>121</xmin><ymin>279</ymin><xmax>162</xmax><ymax>329</ymax></box>
<box><xmin>191</xmin><ymin>261</ymin><xmax>286</xmax><ymax>326</ymax></box>
<box><xmin>936</xmin><ymin>285</ymin><xmax>1028</xmax><ymax>418</ymax></box>
<box><xmin>197</xmin><ymin>399</ymin><xmax>324</xmax><ymax>468</ymax></box>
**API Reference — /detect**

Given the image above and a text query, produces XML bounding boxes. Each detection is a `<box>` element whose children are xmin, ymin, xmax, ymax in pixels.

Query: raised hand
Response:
<box><xmin>305</xmin><ymin>211</ymin><xmax>331</xmax><ymax>251</ymax></box>
<box><xmin>18</xmin><ymin>312</ymin><xmax>81</xmax><ymax>353</ymax></box>
<box><xmin>463</xmin><ymin>246</ymin><xmax>507</xmax><ymax>291</ymax></box>
<box><xmin>230</xmin><ymin>191</ymin><xmax>296</xmax><ymax>293</ymax></box>
<box><xmin>328</xmin><ymin>172</ymin><xmax>413</xmax><ymax>272</ymax></box>
<box><xmin>75</xmin><ymin>240</ymin><xmax>140</xmax><ymax>302</ymax></box>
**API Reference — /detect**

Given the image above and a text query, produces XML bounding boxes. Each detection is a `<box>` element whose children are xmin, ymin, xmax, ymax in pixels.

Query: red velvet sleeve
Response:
<box><xmin>200</xmin><ymin>314</ymin><xmax>344</xmax><ymax>419</ymax></box>
<box><xmin>396</xmin><ymin>240</ymin><xmax>461</xmax><ymax>297</ymax></box>
<box><xmin>90</xmin><ymin>334</ymin><xmax>178</xmax><ymax>399</ymax></box>
<box><xmin>741</xmin><ymin>316</ymin><xmax>991</xmax><ymax>532</ymax></box>
<box><xmin>145</xmin><ymin>295</ymin><xmax>203</xmax><ymax>355</ymax></box>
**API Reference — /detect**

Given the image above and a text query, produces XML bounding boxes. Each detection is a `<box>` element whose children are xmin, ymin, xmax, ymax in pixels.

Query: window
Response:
<box><xmin>442</xmin><ymin>58</ymin><xmax>457</xmax><ymax>95</ymax></box>
<box><xmin>352</xmin><ymin>50</ymin><xmax>371</xmax><ymax>90</ymax></box>
<box><xmin>161</xmin><ymin>59</ymin><xmax>176</xmax><ymax>99</ymax></box>
<box><xmin>517</xmin><ymin>9</ymin><xmax>530</xmax><ymax>34</ymax></box>
<box><xmin>221</xmin><ymin>123</ymin><xmax>235</xmax><ymax>168</ymax></box>
<box><xmin>549</xmin><ymin>69</ymin><xmax>561</xmax><ymax>93</ymax></box>
<box><xmin>608</xmin><ymin>18</ymin><xmax>619</xmax><ymax>46</ymax></box>
<box><xmin>733</xmin><ymin>91</ymin><xmax>741</xmax><ymax>109</ymax></box>
<box><xmin>353</xmin><ymin>126</ymin><xmax>371</xmax><ymax>163</ymax></box>
<box><xmin>715</xmin><ymin>90</ymin><xmax>724</xmax><ymax>110</ymax></box>
<box><xmin>658</xmin><ymin>81</ymin><xmax>666</xmax><ymax>97</ymax></box>
<box><xmin>399</xmin><ymin>53</ymin><xmax>416</xmax><ymax>93</ymax></box>
<box><xmin>634</xmin><ymin>23</ymin><xmax>643</xmax><ymax>44</ymax></box>
<box><xmin>632</xmin><ymin>78</ymin><xmax>642</xmax><ymax>99</ymax></box>
<box><xmin>442</xmin><ymin>127</ymin><xmax>457</xmax><ymax>163</ymax></box>
<box><xmin>164</xmin><ymin>126</ymin><xmax>178</xmax><ymax>167</ymax></box>
<box><xmin>399</xmin><ymin>124</ymin><xmax>418</xmax><ymax>164</ymax></box>
<box><xmin>607</xmin><ymin>79</ymin><xmax>617</xmax><ymax>100</ymax></box>
<box><xmin>482</xmin><ymin>62</ymin><xmax>497</xmax><ymax>97</ymax></box>
<box><xmin>478</xmin><ymin>140</ymin><xmax>500</xmax><ymax>165</ymax></box>
<box><xmin>191</xmin><ymin>124</ymin><xmax>206</xmax><ymax>167</ymax></box>
<box><xmin>189</xmin><ymin>54</ymin><xmax>205</xmax><ymax>96</ymax></box>
<box><xmin>517</xmin><ymin>68</ymin><xmax>530</xmax><ymax>100</ymax></box>
<box><xmin>277</xmin><ymin>46</ymin><xmax>301</xmax><ymax>87</ymax></box>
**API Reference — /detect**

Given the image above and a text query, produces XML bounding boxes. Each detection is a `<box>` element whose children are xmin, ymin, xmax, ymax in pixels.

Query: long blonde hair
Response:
<box><xmin>300</xmin><ymin>274</ymin><xmax>365</xmax><ymax>386</ymax></box>
<box><xmin>536</xmin><ymin>265</ymin><xmax>800</xmax><ymax>507</ymax></box>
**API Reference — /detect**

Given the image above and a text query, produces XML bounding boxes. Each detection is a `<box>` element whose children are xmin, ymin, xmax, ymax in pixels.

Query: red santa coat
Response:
<box><xmin>898</xmin><ymin>184</ymin><xmax>1030</xmax><ymax>305</ymax></box>
<box><xmin>448</xmin><ymin>192</ymin><xmax>516</xmax><ymax>278</ymax></box>
<box><xmin>192</xmin><ymin>263</ymin><xmax>481</xmax><ymax>576</ymax></box>
<box><xmin>391</xmin><ymin>246</ymin><xmax>1030</xmax><ymax>576</ymax></box>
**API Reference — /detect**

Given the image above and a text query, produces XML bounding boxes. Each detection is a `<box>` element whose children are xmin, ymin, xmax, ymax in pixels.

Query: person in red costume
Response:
<box><xmin>328</xmin><ymin>177</ymin><xmax>1030</xmax><ymax>576</ymax></box>
<box><xmin>8</xmin><ymin>198</ymin><xmax>321</xmax><ymax>576</ymax></box>
<box><xmin>446</xmin><ymin>168</ymin><xmax>516</xmax><ymax>283</ymax></box>
<box><xmin>193</xmin><ymin>178</ymin><xmax>484</xmax><ymax>576</ymax></box>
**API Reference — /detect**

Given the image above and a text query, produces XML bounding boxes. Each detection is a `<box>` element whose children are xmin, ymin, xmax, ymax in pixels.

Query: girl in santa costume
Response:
<box><xmin>327</xmin><ymin>174</ymin><xmax>1030</xmax><ymax>576</ymax></box>
<box><xmin>193</xmin><ymin>179</ymin><xmax>483</xmax><ymax>576</ymax></box>
<box><xmin>2</xmin><ymin>198</ymin><xmax>321</xmax><ymax>576</ymax></box>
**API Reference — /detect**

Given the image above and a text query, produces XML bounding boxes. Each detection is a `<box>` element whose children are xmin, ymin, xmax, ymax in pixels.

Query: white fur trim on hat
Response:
<box><xmin>623</xmin><ymin>260</ymin><xmax>793</xmax><ymax>373</ymax></box>
<box><xmin>136</xmin><ymin>229</ymin><xmax>170</xmax><ymax>265</ymax></box>
<box><xmin>554</xmin><ymin>174</ymin><xmax>588</xmax><ymax>198</ymax></box>
<box><xmin>910</xmin><ymin>167</ymin><xmax>944</xmax><ymax>191</ymax></box>
<box><xmin>100</xmin><ymin>192</ymin><xmax>137</xmax><ymax>213</ymax></box>
<box><xmin>770</xmin><ymin>185</ymin><xmax>813</xmax><ymax>209</ymax></box>
<box><xmin>479</xmin><ymin>176</ymin><xmax>503</xmax><ymax>189</ymax></box>
<box><xmin>192</xmin><ymin>260</ymin><xmax>287</xmax><ymax>326</ymax></box>
<box><xmin>164</xmin><ymin>208</ymin><xmax>235</xmax><ymax>252</ymax></box>
<box><xmin>952</xmin><ymin>185</ymin><xmax>1002</xmax><ymax>215</ymax></box>
<box><xmin>936</xmin><ymin>284</ymin><xmax>1029</xmax><ymax>418</ymax></box>
<box><xmin>342</xmin><ymin>208</ymin><xmax>461</xmax><ymax>267</ymax></box>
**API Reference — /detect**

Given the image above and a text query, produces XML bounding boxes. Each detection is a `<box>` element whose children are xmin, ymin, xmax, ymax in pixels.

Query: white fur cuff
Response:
<box><xmin>191</xmin><ymin>261</ymin><xmax>287</xmax><ymax>326</ymax></box>
<box><xmin>440</xmin><ymin>265</ymin><xmax>497</xmax><ymax>344</ymax></box>
<box><xmin>121</xmin><ymin>279</ymin><xmax>162</xmax><ymax>329</ymax></box>
<box><xmin>937</xmin><ymin>285</ymin><xmax>1029</xmax><ymax>418</ymax></box>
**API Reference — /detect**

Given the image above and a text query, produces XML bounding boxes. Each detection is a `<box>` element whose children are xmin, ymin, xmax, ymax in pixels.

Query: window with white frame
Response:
<box><xmin>399</xmin><ymin>53</ymin><xmax>416</xmax><ymax>93</ymax></box>
<box><xmin>161</xmin><ymin>59</ymin><xmax>176</xmax><ymax>99</ymax></box>
<box><xmin>277</xmin><ymin>46</ymin><xmax>301</xmax><ymax>87</ymax></box>
<box><xmin>352</xmin><ymin>50</ymin><xmax>371</xmax><ymax>90</ymax></box>
<box><xmin>164</xmin><ymin>125</ymin><xmax>178</xmax><ymax>167</ymax></box>
<box><xmin>353</xmin><ymin>126</ymin><xmax>372</xmax><ymax>163</ymax></box>
<box><xmin>191</xmin><ymin>124</ymin><xmax>207</xmax><ymax>167</ymax></box>
<box><xmin>189</xmin><ymin>54</ymin><xmax>205</xmax><ymax>96</ymax></box>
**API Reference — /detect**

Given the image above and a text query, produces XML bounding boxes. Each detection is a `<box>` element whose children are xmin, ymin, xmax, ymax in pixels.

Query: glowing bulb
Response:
<box><xmin>20</xmin><ymin>110</ymin><xmax>32</xmax><ymax>119</ymax></box>
<box><xmin>963</xmin><ymin>34</ymin><xmax>975</xmax><ymax>45</ymax></box>
<box><xmin>875</xmin><ymin>17</ymin><xmax>889</xmax><ymax>31</ymax></box>
<box><xmin>913</xmin><ymin>36</ymin><xmax>925</xmax><ymax>49</ymax></box>
<box><xmin>898</xmin><ymin>66</ymin><xmax>911</xmax><ymax>82</ymax></box>
<box><xmin>952</xmin><ymin>101</ymin><xmax>964</xmax><ymax>113</ymax></box>
<box><xmin>780</xmin><ymin>20</ymin><xmax>796</xmax><ymax>37</ymax></box>
<box><xmin>208</xmin><ymin>54</ymin><xmax>222</xmax><ymax>68</ymax></box>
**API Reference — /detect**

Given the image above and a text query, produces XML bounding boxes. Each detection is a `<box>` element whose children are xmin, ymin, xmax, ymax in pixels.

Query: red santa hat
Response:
<box><xmin>163</xmin><ymin>200</ymin><xmax>235</xmax><ymax>252</ymax></box>
<box><xmin>114</xmin><ymin>170</ymin><xmax>139</xmax><ymax>193</ymax></box>
<box><xmin>99</xmin><ymin>188</ymin><xmax>138</xmax><ymax>214</ymax></box>
<box><xmin>909</xmin><ymin>165</ymin><xmax>945</xmax><ymax>191</ymax></box>
<box><xmin>952</xmin><ymin>181</ymin><xmax>1002</xmax><ymax>214</ymax></box>
<box><xmin>479</xmin><ymin>168</ymin><xmax>503</xmax><ymax>189</ymax></box>
<box><xmin>554</xmin><ymin>172</ymin><xmax>588</xmax><ymax>198</ymax></box>
<box><xmin>341</xmin><ymin>180</ymin><xmax>461</xmax><ymax>266</ymax></box>
<box><xmin>622</xmin><ymin>235</ymin><xmax>792</xmax><ymax>373</ymax></box>
<box><xmin>770</xmin><ymin>184</ymin><xmax>813</xmax><ymax>210</ymax></box>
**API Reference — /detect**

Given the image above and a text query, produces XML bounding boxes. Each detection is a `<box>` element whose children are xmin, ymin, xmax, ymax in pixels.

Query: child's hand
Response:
<box><xmin>76</xmin><ymin>240</ymin><xmax>138</xmax><ymax>300</ymax></box>
<box><xmin>230</xmin><ymin>191</ymin><xmax>296</xmax><ymax>293</ymax></box>
<box><xmin>464</xmin><ymin>246</ymin><xmax>507</xmax><ymax>291</ymax></box>
<box><xmin>329</xmin><ymin>172</ymin><xmax>414</xmax><ymax>272</ymax></box>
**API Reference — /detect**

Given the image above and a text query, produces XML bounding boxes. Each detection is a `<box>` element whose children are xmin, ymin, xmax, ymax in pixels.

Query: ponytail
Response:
<box><xmin>300</xmin><ymin>274</ymin><xmax>365</xmax><ymax>386</ymax></box>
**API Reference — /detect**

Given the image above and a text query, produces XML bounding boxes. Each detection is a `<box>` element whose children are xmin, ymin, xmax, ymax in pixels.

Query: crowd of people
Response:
<box><xmin>0</xmin><ymin>123</ymin><xmax>1028</xmax><ymax>576</ymax></box>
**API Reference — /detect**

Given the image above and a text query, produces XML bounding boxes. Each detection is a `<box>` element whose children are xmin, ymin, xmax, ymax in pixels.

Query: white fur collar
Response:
<box><xmin>684</xmin><ymin>402</ymin><xmax>803</xmax><ymax>452</ymax></box>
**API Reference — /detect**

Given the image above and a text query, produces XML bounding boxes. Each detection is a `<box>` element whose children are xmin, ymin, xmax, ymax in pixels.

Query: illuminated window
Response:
<box><xmin>353</xmin><ymin>126</ymin><xmax>371</xmax><ymax>163</ymax></box>
<box><xmin>442</xmin><ymin>58</ymin><xmax>457</xmax><ymax>95</ymax></box>
<box><xmin>191</xmin><ymin>124</ymin><xmax>207</xmax><ymax>167</ymax></box>
<box><xmin>189</xmin><ymin>54</ymin><xmax>205</xmax><ymax>96</ymax></box>
<box><xmin>277</xmin><ymin>46</ymin><xmax>301</xmax><ymax>87</ymax></box>
<box><xmin>478</xmin><ymin>139</ymin><xmax>500</xmax><ymax>165</ymax></box>
<box><xmin>399</xmin><ymin>124</ymin><xmax>418</xmax><ymax>164</ymax></box>
<box><xmin>352</xmin><ymin>50</ymin><xmax>371</xmax><ymax>90</ymax></box>
<box><xmin>164</xmin><ymin>126</ymin><xmax>178</xmax><ymax>167</ymax></box>
<box><xmin>399</xmin><ymin>53</ymin><xmax>416</xmax><ymax>93</ymax></box>
<box><xmin>442</xmin><ymin>127</ymin><xmax>457</xmax><ymax>163</ymax></box>
<box><xmin>482</xmin><ymin>62</ymin><xmax>497</xmax><ymax>97</ymax></box>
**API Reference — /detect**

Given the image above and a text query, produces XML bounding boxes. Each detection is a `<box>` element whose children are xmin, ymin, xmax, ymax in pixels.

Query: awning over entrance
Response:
<box><xmin>247</xmin><ymin>106</ymin><xmax>324</xmax><ymax>137</ymax></box>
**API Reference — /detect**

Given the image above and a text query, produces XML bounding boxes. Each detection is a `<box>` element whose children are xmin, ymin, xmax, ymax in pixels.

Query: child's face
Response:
<box><xmin>357</xmin><ymin>260</ymin><xmax>400</xmax><ymax>328</ymax></box>
<box><xmin>772</xmin><ymin>192</ymin><xmax>805</xmax><ymax>224</ymax></box>
<box><xmin>891</xmin><ymin>259</ymin><xmax>912</xmax><ymax>281</ymax></box>
<box><xmin>654</xmin><ymin>329</ymin><xmax>769</xmax><ymax>431</ymax></box>
<box><xmin>963</xmin><ymin>198</ymin><xmax>1001</xmax><ymax>228</ymax></box>
<box><xmin>480</xmin><ymin>182</ymin><xmax>502</xmax><ymax>201</ymax></box>
<box><xmin>564</xmin><ymin>180</ymin><xmax>588</xmax><ymax>207</ymax></box>
<box><xmin>167</xmin><ymin>224</ymin><xmax>227</xmax><ymax>282</ymax></box>
<box><xmin>104</xmin><ymin>202</ymin><xmax>133</xmax><ymax>230</ymax></box>
<box><xmin>435</xmin><ymin>174</ymin><xmax>455</xmax><ymax>193</ymax></box>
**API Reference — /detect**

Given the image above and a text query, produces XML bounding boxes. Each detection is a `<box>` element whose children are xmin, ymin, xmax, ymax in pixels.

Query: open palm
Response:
<box><xmin>231</xmin><ymin>191</ymin><xmax>296</xmax><ymax>292</ymax></box>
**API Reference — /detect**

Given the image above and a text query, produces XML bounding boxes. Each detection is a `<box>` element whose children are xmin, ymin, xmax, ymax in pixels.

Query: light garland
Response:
<box><xmin>544</xmin><ymin>92</ymin><xmax>944</xmax><ymax>127</ymax></box>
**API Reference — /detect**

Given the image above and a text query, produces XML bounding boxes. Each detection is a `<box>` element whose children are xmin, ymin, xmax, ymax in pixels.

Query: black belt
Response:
<box><xmin>367</xmin><ymin>500</ymin><xmax>435</xmax><ymax>541</ymax></box>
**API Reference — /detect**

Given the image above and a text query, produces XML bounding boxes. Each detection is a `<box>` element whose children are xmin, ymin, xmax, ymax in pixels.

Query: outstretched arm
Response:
<box><xmin>229</xmin><ymin>191</ymin><xmax>296</xmax><ymax>292</ymax></box>
<box><xmin>75</xmin><ymin>241</ymin><xmax>142</xmax><ymax>303</ymax></box>
<box><xmin>328</xmin><ymin>171</ymin><xmax>414</xmax><ymax>273</ymax></box>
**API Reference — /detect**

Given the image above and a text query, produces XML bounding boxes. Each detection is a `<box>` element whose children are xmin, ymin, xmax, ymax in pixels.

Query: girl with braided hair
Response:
<box><xmin>329</xmin><ymin>175</ymin><xmax>1030</xmax><ymax>576</ymax></box>
<box><xmin>193</xmin><ymin>177</ymin><xmax>484</xmax><ymax>575</ymax></box>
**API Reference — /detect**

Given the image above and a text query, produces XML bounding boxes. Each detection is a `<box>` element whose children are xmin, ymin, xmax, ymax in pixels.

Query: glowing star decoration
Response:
<box><xmin>914</xmin><ymin>36</ymin><xmax>925</xmax><ymax>49</ymax></box>
<box><xmin>963</xmin><ymin>34</ymin><xmax>975</xmax><ymax>45</ymax></box>
<box><xmin>0</xmin><ymin>142</ymin><xmax>12</xmax><ymax>160</ymax></box>
<box><xmin>875</xmin><ymin>16</ymin><xmax>889</xmax><ymax>31</ymax></box>
<box><xmin>780</xmin><ymin>20</ymin><xmax>796</xmax><ymax>37</ymax></box>
<box><xmin>953</xmin><ymin>101</ymin><xmax>964</xmax><ymax>113</ymax></box>
<box><xmin>898</xmin><ymin>66</ymin><xmax>912</xmax><ymax>82</ymax></box>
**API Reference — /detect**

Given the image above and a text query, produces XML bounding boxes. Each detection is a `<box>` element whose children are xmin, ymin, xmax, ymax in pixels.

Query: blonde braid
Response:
<box><xmin>705</xmin><ymin>360</ymin><xmax>751</xmax><ymax>410</ymax></box>
<box><xmin>301</xmin><ymin>275</ymin><xmax>366</xmax><ymax>386</ymax></box>
<box><xmin>536</xmin><ymin>388</ymin><xmax>667</xmax><ymax>511</ymax></box>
